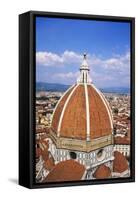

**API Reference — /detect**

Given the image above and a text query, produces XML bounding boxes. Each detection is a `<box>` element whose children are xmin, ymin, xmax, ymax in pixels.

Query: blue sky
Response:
<box><xmin>36</xmin><ymin>16</ymin><xmax>130</xmax><ymax>88</ymax></box>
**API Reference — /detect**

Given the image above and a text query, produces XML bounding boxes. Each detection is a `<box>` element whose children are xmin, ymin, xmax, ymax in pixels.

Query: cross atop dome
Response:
<box><xmin>77</xmin><ymin>53</ymin><xmax>92</xmax><ymax>84</ymax></box>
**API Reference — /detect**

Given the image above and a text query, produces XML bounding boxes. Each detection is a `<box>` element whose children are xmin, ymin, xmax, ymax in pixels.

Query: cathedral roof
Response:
<box><xmin>41</xmin><ymin>150</ymin><xmax>49</xmax><ymax>161</ymax></box>
<box><xmin>36</xmin><ymin>139</ymin><xmax>49</xmax><ymax>160</ymax></box>
<box><xmin>113</xmin><ymin>151</ymin><xmax>129</xmax><ymax>173</ymax></box>
<box><xmin>114</xmin><ymin>136</ymin><xmax>130</xmax><ymax>145</ymax></box>
<box><xmin>43</xmin><ymin>159</ymin><xmax>85</xmax><ymax>182</ymax></box>
<box><xmin>36</xmin><ymin>147</ymin><xmax>42</xmax><ymax>158</ymax></box>
<box><xmin>93</xmin><ymin>164</ymin><xmax>111</xmax><ymax>179</ymax></box>
<box><xmin>44</xmin><ymin>156</ymin><xmax>55</xmax><ymax>171</ymax></box>
<box><xmin>51</xmin><ymin>83</ymin><xmax>113</xmax><ymax>141</ymax></box>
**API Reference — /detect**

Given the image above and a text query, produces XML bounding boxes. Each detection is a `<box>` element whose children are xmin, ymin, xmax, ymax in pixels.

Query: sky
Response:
<box><xmin>36</xmin><ymin>16</ymin><xmax>131</xmax><ymax>88</ymax></box>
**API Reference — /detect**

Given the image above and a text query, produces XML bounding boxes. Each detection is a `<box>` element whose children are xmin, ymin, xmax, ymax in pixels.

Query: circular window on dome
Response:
<box><xmin>96</xmin><ymin>149</ymin><xmax>106</xmax><ymax>161</ymax></box>
<box><xmin>69</xmin><ymin>151</ymin><xmax>77</xmax><ymax>159</ymax></box>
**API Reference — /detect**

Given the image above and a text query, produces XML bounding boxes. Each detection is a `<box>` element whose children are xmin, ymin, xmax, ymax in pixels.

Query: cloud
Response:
<box><xmin>36</xmin><ymin>50</ymin><xmax>130</xmax><ymax>87</ymax></box>
<box><xmin>53</xmin><ymin>71</ymin><xmax>79</xmax><ymax>79</ymax></box>
<box><xmin>36</xmin><ymin>50</ymin><xmax>130</xmax><ymax>71</ymax></box>
<box><xmin>62</xmin><ymin>51</ymin><xmax>81</xmax><ymax>64</ymax></box>
<box><xmin>103</xmin><ymin>53</ymin><xmax>130</xmax><ymax>70</ymax></box>
<box><xmin>36</xmin><ymin>52</ymin><xmax>63</xmax><ymax>66</ymax></box>
<box><xmin>36</xmin><ymin>50</ymin><xmax>81</xmax><ymax>67</ymax></box>
<box><xmin>88</xmin><ymin>51</ymin><xmax>130</xmax><ymax>72</ymax></box>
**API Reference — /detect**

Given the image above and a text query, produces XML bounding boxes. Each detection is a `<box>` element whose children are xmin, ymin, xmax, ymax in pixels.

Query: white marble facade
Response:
<box><xmin>48</xmin><ymin>138</ymin><xmax>114</xmax><ymax>179</ymax></box>
<box><xmin>114</xmin><ymin>144</ymin><xmax>130</xmax><ymax>157</ymax></box>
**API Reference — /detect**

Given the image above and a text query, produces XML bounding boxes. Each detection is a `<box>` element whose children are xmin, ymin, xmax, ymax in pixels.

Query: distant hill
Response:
<box><xmin>36</xmin><ymin>82</ymin><xmax>130</xmax><ymax>94</ymax></box>
<box><xmin>100</xmin><ymin>87</ymin><xmax>130</xmax><ymax>94</ymax></box>
<box><xmin>36</xmin><ymin>82</ymin><xmax>70</xmax><ymax>92</ymax></box>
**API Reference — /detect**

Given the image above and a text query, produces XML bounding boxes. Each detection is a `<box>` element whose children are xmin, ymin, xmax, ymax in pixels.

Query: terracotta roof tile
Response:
<box><xmin>52</xmin><ymin>86</ymin><xmax>75</xmax><ymax>132</ymax></box>
<box><xmin>43</xmin><ymin>159</ymin><xmax>85</xmax><ymax>182</ymax></box>
<box><xmin>93</xmin><ymin>164</ymin><xmax>111</xmax><ymax>179</ymax></box>
<box><xmin>51</xmin><ymin>84</ymin><xmax>112</xmax><ymax>140</ymax></box>
<box><xmin>44</xmin><ymin>156</ymin><xmax>55</xmax><ymax>171</ymax></box>
<box><xmin>41</xmin><ymin>150</ymin><xmax>49</xmax><ymax>161</ymax></box>
<box><xmin>88</xmin><ymin>85</ymin><xmax>112</xmax><ymax>139</ymax></box>
<box><xmin>114</xmin><ymin>136</ymin><xmax>130</xmax><ymax>145</ymax></box>
<box><xmin>113</xmin><ymin>151</ymin><xmax>128</xmax><ymax>173</ymax></box>
<box><xmin>36</xmin><ymin>148</ymin><xmax>42</xmax><ymax>158</ymax></box>
<box><xmin>36</xmin><ymin>138</ymin><xmax>50</xmax><ymax>159</ymax></box>
<box><xmin>60</xmin><ymin>85</ymin><xmax>86</xmax><ymax>139</ymax></box>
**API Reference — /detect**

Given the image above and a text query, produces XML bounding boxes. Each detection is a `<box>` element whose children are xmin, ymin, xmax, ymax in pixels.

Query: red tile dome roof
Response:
<box><xmin>51</xmin><ymin>83</ymin><xmax>113</xmax><ymax>141</ymax></box>
<box><xmin>93</xmin><ymin>164</ymin><xmax>111</xmax><ymax>179</ymax></box>
<box><xmin>43</xmin><ymin>159</ymin><xmax>85</xmax><ymax>182</ymax></box>
<box><xmin>113</xmin><ymin>151</ymin><xmax>129</xmax><ymax>173</ymax></box>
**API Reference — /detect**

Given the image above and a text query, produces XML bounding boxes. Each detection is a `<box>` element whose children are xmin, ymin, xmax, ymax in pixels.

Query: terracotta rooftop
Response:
<box><xmin>43</xmin><ymin>159</ymin><xmax>85</xmax><ymax>182</ymax></box>
<box><xmin>36</xmin><ymin>139</ymin><xmax>49</xmax><ymax>160</ymax></box>
<box><xmin>41</xmin><ymin>149</ymin><xmax>49</xmax><ymax>161</ymax></box>
<box><xmin>44</xmin><ymin>156</ymin><xmax>55</xmax><ymax>171</ymax></box>
<box><xmin>114</xmin><ymin>136</ymin><xmax>130</xmax><ymax>145</ymax></box>
<box><xmin>93</xmin><ymin>164</ymin><xmax>111</xmax><ymax>179</ymax></box>
<box><xmin>36</xmin><ymin>128</ymin><xmax>46</xmax><ymax>134</ymax></box>
<box><xmin>40</xmin><ymin>139</ymin><xmax>49</xmax><ymax>149</ymax></box>
<box><xmin>36</xmin><ymin>127</ymin><xmax>50</xmax><ymax>134</ymax></box>
<box><xmin>36</xmin><ymin>147</ymin><xmax>42</xmax><ymax>158</ymax></box>
<box><xmin>51</xmin><ymin>84</ymin><xmax>113</xmax><ymax>140</ymax></box>
<box><xmin>113</xmin><ymin>151</ymin><xmax>128</xmax><ymax>173</ymax></box>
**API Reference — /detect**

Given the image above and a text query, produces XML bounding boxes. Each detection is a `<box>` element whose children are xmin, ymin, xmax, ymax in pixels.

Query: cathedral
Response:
<box><xmin>49</xmin><ymin>53</ymin><xmax>114</xmax><ymax>179</ymax></box>
<box><xmin>36</xmin><ymin>53</ymin><xmax>130</xmax><ymax>182</ymax></box>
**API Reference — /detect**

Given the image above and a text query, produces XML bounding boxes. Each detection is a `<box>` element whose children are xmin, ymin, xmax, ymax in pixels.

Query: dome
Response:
<box><xmin>50</xmin><ymin>54</ymin><xmax>113</xmax><ymax>152</ymax></box>
<box><xmin>51</xmin><ymin>83</ymin><xmax>113</xmax><ymax>140</ymax></box>
<box><xmin>93</xmin><ymin>164</ymin><xmax>111</xmax><ymax>179</ymax></box>
<box><xmin>113</xmin><ymin>151</ymin><xmax>129</xmax><ymax>173</ymax></box>
<box><xmin>43</xmin><ymin>159</ymin><xmax>85</xmax><ymax>182</ymax></box>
